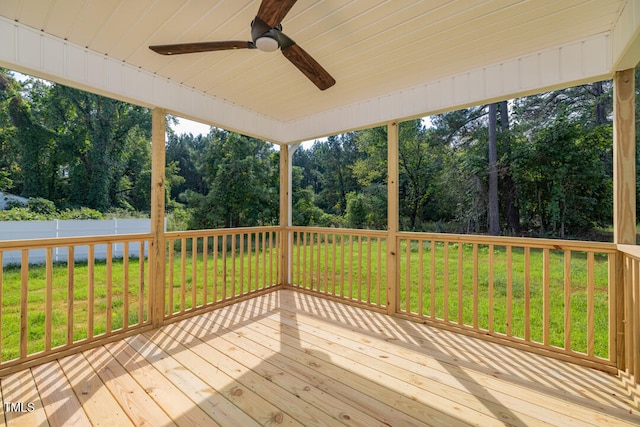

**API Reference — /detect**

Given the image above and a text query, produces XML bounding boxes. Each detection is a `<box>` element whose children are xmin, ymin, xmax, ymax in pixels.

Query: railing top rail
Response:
<box><xmin>396</xmin><ymin>231</ymin><xmax>617</xmax><ymax>252</ymax></box>
<box><xmin>617</xmin><ymin>244</ymin><xmax>640</xmax><ymax>259</ymax></box>
<box><xmin>287</xmin><ymin>226</ymin><xmax>388</xmax><ymax>237</ymax></box>
<box><xmin>0</xmin><ymin>233</ymin><xmax>153</xmax><ymax>250</ymax></box>
<box><xmin>165</xmin><ymin>225</ymin><xmax>281</xmax><ymax>239</ymax></box>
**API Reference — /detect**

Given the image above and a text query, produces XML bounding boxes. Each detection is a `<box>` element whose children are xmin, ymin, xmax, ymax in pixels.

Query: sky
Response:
<box><xmin>171</xmin><ymin>117</ymin><xmax>212</xmax><ymax>137</ymax></box>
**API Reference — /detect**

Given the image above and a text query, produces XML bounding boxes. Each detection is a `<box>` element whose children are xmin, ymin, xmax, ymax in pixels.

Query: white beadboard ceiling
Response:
<box><xmin>0</xmin><ymin>0</ymin><xmax>639</xmax><ymax>144</ymax></box>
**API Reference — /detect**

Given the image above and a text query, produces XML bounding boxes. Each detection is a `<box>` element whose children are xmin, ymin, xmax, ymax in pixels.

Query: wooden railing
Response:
<box><xmin>164</xmin><ymin>227</ymin><xmax>280</xmax><ymax>320</ymax></box>
<box><xmin>396</xmin><ymin>233</ymin><xmax>617</xmax><ymax>370</ymax></box>
<box><xmin>0</xmin><ymin>225</ymin><xmax>630</xmax><ymax>377</ymax></box>
<box><xmin>0</xmin><ymin>234</ymin><xmax>153</xmax><ymax>373</ymax></box>
<box><xmin>617</xmin><ymin>244</ymin><xmax>640</xmax><ymax>398</ymax></box>
<box><xmin>287</xmin><ymin>227</ymin><xmax>619</xmax><ymax>371</ymax></box>
<box><xmin>289</xmin><ymin>227</ymin><xmax>387</xmax><ymax>310</ymax></box>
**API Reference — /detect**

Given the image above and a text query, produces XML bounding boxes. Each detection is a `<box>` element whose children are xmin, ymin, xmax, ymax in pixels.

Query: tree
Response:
<box><xmin>45</xmin><ymin>85</ymin><xmax>152</xmax><ymax>211</ymax></box>
<box><xmin>513</xmin><ymin>115</ymin><xmax>612</xmax><ymax>237</ymax></box>
<box><xmin>184</xmin><ymin>130</ymin><xmax>278</xmax><ymax>229</ymax></box>
<box><xmin>499</xmin><ymin>100</ymin><xmax>520</xmax><ymax>233</ymax></box>
<box><xmin>488</xmin><ymin>104</ymin><xmax>499</xmax><ymax>235</ymax></box>
<box><xmin>7</xmin><ymin>79</ymin><xmax>59</xmax><ymax>200</ymax></box>
<box><xmin>0</xmin><ymin>70</ymin><xmax>21</xmax><ymax>193</ymax></box>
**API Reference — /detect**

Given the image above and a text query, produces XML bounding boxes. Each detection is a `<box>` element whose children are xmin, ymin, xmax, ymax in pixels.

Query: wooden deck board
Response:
<box><xmin>1</xmin><ymin>368</ymin><xmax>48</xmax><ymax>426</ymax></box>
<box><xmin>57</xmin><ymin>352</ymin><xmax>133</xmax><ymax>427</ymax></box>
<box><xmin>31</xmin><ymin>361</ymin><xmax>91</xmax><ymax>426</ymax></box>
<box><xmin>0</xmin><ymin>289</ymin><xmax>637</xmax><ymax>427</ymax></box>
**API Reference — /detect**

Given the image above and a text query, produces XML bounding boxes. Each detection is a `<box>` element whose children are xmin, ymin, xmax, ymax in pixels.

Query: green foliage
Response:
<box><xmin>182</xmin><ymin>129</ymin><xmax>279</xmax><ymax>229</ymax></box>
<box><xmin>58</xmin><ymin>207</ymin><xmax>103</xmax><ymax>220</ymax></box>
<box><xmin>513</xmin><ymin>120</ymin><xmax>612</xmax><ymax>237</ymax></box>
<box><xmin>27</xmin><ymin>197</ymin><xmax>56</xmax><ymax>215</ymax></box>
<box><xmin>0</xmin><ymin>205</ymin><xmax>102</xmax><ymax>221</ymax></box>
<box><xmin>0</xmin><ymin>67</ymin><xmax>629</xmax><ymax>239</ymax></box>
<box><xmin>345</xmin><ymin>188</ymin><xmax>386</xmax><ymax>230</ymax></box>
<box><xmin>0</xmin><ymin>207</ymin><xmax>48</xmax><ymax>221</ymax></box>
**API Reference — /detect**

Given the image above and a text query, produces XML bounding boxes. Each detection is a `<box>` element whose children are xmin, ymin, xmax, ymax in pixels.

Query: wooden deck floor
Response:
<box><xmin>0</xmin><ymin>289</ymin><xmax>638</xmax><ymax>426</ymax></box>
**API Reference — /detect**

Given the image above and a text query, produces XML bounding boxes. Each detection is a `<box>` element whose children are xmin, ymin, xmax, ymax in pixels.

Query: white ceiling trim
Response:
<box><xmin>0</xmin><ymin>16</ymin><xmax>286</xmax><ymax>143</ymax></box>
<box><xmin>285</xmin><ymin>33</ymin><xmax>612</xmax><ymax>144</ymax></box>
<box><xmin>612</xmin><ymin>0</ymin><xmax>640</xmax><ymax>70</ymax></box>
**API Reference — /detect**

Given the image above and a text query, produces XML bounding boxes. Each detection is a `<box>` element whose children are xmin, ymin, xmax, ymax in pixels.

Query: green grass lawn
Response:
<box><xmin>0</xmin><ymin>236</ymin><xmax>611</xmax><ymax>361</ymax></box>
<box><xmin>1</xmin><ymin>257</ymin><xmax>148</xmax><ymax>361</ymax></box>
<box><xmin>0</xmin><ymin>242</ymin><xmax>280</xmax><ymax>362</ymax></box>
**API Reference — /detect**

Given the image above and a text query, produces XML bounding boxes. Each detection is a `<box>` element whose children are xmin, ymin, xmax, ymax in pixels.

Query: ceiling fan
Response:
<box><xmin>149</xmin><ymin>0</ymin><xmax>335</xmax><ymax>91</ymax></box>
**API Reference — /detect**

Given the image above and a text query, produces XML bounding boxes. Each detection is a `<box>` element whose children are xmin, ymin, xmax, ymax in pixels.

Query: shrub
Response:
<box><xmin>0</xmin><ymin>207</ymin><xmax>47</xmax><ymax>221</ymax></box>
<box><xmin>58</xmin><ymin>208</ymin><xmax>103</xmax><ymax>220</ymax></box>
<box><xmin>27</xmin><ymin>198</ymin><xmax>56</xmax><ymax>215</ymax></box>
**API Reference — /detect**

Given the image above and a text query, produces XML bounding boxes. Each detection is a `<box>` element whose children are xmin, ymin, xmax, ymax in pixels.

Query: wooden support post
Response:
<box><xmin>150</xmin><ymin>108</ymin><xmax>166</xmax><ymax>328</ymax></box>
<box><xmin>613</xmin><ymin>68</ymin><xmax>636</xmax><ymax>372</ymax></box>
<box><xmin>280</xmin><ymin>144</ymin><xmax>290</xmax><ymax>286</ymax></box>
<box><xmin>386</xmin><ymin>121</ymin><xmax>399</xmax><ymax>315</ymax></box>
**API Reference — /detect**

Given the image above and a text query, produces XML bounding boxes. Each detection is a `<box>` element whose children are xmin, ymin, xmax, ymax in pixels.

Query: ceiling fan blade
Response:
<box><xmin>282</xmin><ymin>44</ymin><xmax>335</xmax><ymax>90</ymax></box>
<box><xmin>257</xmin><ymin>0</ymin><xmax>297</xmax><ymax>28</ymax></box>
<box><xmin>149</xmin><ymin>41</ymin><xmax>254</xmax><ymax>55</ymax></box>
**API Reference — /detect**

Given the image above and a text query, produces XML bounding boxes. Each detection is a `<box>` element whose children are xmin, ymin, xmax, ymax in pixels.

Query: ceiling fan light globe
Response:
<box><xmin>255</xmin><ymin>36</ymin><xmax>279</xmax><ymax>52</ymax></box>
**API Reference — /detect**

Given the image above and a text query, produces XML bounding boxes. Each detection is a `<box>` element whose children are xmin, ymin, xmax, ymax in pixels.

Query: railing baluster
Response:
<box><xmin>213</xmin><ymin>235</ymin><xmax>219</xmax><ymax>300</ymax></box>
<box><xmin>488</xmin><ymin>244</ymin><xmax>494</xmax><ymax>333</ymax></box>
<box><xmin>122</xmin><ymin>244</ymin><xmax>128</xmax><ymax>327</ymax></box>
<box><xmin>366</xmin><ymin>236</ymin><xmax>372</xmax><ymax>303</ymax></box>
<box><xmin>608</xmin><ymin>252</ymin><xmax>616</xmax><ymax>363</ymax></box>
<box><xmin>45</xmin><ymin>248</ymin><xmax>53</xmax><ymax>352</ymax></box>
<box><xmin>340</xmin><ymin>234</ymin><xmax>345</xmax><ymax>297</ymax></box>
<box><xmin>20</xmin><ymin>249</ymin><xmax>28</xmax><ymax>359</ymax></box>
<box><xmin>180</xmin><ymin>239</ymin><xmax>186</xmax><ymax>312</ymax></box>
<box><xmin>357</xmin><ymin>236</ymin><xmax>363</xmax><ymax>301</ymax></box>
<box><xmin>255</xmin><ymin>233</ymin><xmax>261</xmax><ymax>292</ymax></box>
<box><xmin>377</xmin><ymin>237</ymin><xmax>382</xmax><ymax>307</ymax></box>
<box><xmin>332</xmin><ymin>234</ymin><xmax>338</xmax><ymax>296</ymax></box>
<box><xmin>88</xmin><ymin>245</ymin><xmax>95</xmax><ymax>339</ymax></box>
<box><xmin>506</xmin><ymin>246</ymin><xmax>512</xmax><ymax>336</ymax></box>
<box><xmin>405</xmin><ymin>239</ymin><xmax>411</xmax><ymax>312</ymax></box>
<box><xmin>106</xmin><ymin>243</ymin><xmax>112</xmax><ymax>334</ymax></box>
<box><xmin>430</xmin><ymin>240</ymin><xmax>436</xmax><ymax>318</ymax></box>
<box><xmin>418</xmin><ymin>240</ymin><xmax>424</xmax><ymax>316</ymax></box>
<box><xmin>203</xmin><ymin>236</ymin><xmax>208</xmax><ymax>304</ymax></box>
<box><xmin>270</xmin><ymin>231</ymin><xmax>275</xmax><ymax>287</ymax></box>
<box><xmin>458</xmin><ymin>242</ymin><xmax>463</xmax><ymax>325</ymax></box>
<box><xmin>223</xmin><ymin>234</ymin><xmax>228</xmax><ymax>299</ymax></box>
<box><xmin>564</xmin><ymin>250</ymin><xmax>572</xmax><ymax>351</ymax></box>
<box><xmin>543</xmin><ymin>248</ymin><xmax>550</xmax><ymax>346</ymax></box>
<box><xmin>239</xmin><ymin>233</ymin><xmax>245</xmax><ymax>296</ymax></box>
<box><xmin>444</xmin><ymin>242</ymin><xmax>449</xmax><ymax>322</ymax></box>
<box><xmin>192</xmin><ymin>237</ymin><xmax>198</xmax><ymax>307</ymax></box>
<box><xmin>302</xmin><ymin>232</ymin><xmax>307</xmax><ymax>290</ymax></box>
<box><xmin>261</xmin><ymin>231</ymin><xmax>266</xmax><ymax>290</ymax></box>
<box><xmin>473</xmin><ymin>243</ymin><xmax>479</xmax><ymax>329</ymax></box>
<box><xmin>318</xmin><ymin>233</ymin><xmax>323</xmax><ymax>292</ymax></box>
<box><xmin>138</xmin><ymin>241</ymin><xmax>145</xmax><ymax>323</ymax></box>
<box><xmin>245</xmin><ymin>234</ymin><xmax>250</xmax><ymax>295</ymax></box>
<box><xmin>524</xmin><ymin>246</ymin><xmax>531</xmax><ymax>341</ymax></box>
<box><xmin>587</xmin><ymin>251</ymin><xmax>595</xmax><ymax>356</ymax></box>
<box><xmin>324</xmin><ymin>233</ymin><xmax>329</xmax><ymax>294</ymax></box>
<box><xmin>348</xmin><ymin>235</ymin><xmax>354</xmax><ymax>299</ymax></box>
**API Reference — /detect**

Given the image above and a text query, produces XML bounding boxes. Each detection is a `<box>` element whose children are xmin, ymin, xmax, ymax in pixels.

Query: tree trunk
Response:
<box><xmin>499</xmin><ymin>100</ymin><xmax>520</xmax><ymax>233</ymax></box>
<box><xmin>488</xmin><ymin>103</ymin><xmax>500</xmax><ymax>235</ymax></box>
<box><xmin>593</xmin><ymin>81</ymin><xmax>607</xmax><ymax>126</ymax></box>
